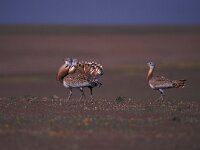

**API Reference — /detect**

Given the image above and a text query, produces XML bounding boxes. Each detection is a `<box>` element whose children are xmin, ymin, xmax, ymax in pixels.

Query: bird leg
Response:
<box><xmin>157</xmin><ymin>89</ymin><xmax>164</xmax><ymax>101</ymax></box>
<box><xmin>79</xmin><ymin>87</ymin><xmax>86</xmax><ymax>101</ymax></box>
<box><xmin>67</xmin><ymin>88</ymin><xmax>72</xmax><ymax>101</ymax></box>
<box><xmin>89</xmin><ymin>87</ymin><xmax>93</xmax><ymax>101</ymax></box>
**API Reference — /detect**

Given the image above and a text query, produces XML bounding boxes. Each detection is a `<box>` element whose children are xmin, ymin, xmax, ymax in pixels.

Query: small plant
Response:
<box><xmin>83</xmin><ymin>117</ymin><xmax>93</xmax><ymax>126</ymax></box>
<box><xmin>115</xmin><ymin>96</ymin><xmax>126</xmax><ymax>103</ymax></box>
<box><xmin>171</xmin><ymin>115</ymin><xmax>181</xmax><ymax>122</ymax></box>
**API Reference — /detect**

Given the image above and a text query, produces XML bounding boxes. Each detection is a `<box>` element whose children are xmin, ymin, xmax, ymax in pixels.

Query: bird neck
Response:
<box><xmin>147</xmin><ymin>67</ymin><xmax>154</xmax><ymax>81</ymax></box>
<box><xmin>56</xmin><ymin>64</ymin><xmax>69</xmax><ymax>82</ymax></box>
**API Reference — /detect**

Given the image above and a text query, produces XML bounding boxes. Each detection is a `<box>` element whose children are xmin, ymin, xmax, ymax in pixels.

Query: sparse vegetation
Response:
<box><xmin>115</xmin><ymin>96</ymin><xmax>126</xmax><ymax>103</ymax></box>
<box><xmin>0</xmin><ymin>96</ymin><xmax>199</xmax><ymax>150</ymax></box>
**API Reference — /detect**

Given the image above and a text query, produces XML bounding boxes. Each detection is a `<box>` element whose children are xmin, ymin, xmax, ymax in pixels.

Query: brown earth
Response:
<box><xmin>0</xmin><ymin>96</ymin><xmax>200</xmax><ymax>150</ymax></box>
<box><xmin>0</xmin><ymin>25</ymin><xmax>200</xmax><ymax>149</ymax></box>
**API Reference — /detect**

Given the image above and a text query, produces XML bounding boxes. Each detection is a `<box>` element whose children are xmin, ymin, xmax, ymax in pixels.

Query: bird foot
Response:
<box><xmin>156</xmin><ymin>95</ymin><xmax>164</xmax><ymax>102</ymax></box>
<box><xmin>66</xmin><ymin>94</ymin><xmax>72</xmax><ymax>102</ymax></box>
<box><xmin>90</xmin><ymin>96</ymin><xmax>94</xmax><ymax>103</ymax></box>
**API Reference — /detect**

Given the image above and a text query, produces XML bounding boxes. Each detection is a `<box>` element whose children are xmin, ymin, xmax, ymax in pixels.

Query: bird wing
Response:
<box><xmin>149</xmin><ymin>76</ymin><xmax>174</xmax><ymax>89</ymax></box>
<box><xmin>63</xmin><ymin>70</ymin><xmax>95</xmax><ymax>88</ymax></box>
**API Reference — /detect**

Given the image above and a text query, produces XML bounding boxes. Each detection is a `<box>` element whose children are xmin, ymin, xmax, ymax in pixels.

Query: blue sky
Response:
<box><xmin>0</xmin><ymin>0</ymin><xmax>200</xmax><ymax>25</ymax></box>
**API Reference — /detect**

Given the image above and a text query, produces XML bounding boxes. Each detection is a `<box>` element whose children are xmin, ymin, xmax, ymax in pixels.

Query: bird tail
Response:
<box><xmin>172</xmin><ymin>80</ymin><xmax>186</xmax><ymax>88</ymax></box>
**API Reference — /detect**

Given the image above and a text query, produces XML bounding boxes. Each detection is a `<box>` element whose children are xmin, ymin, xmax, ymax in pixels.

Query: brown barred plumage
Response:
<box><xmin>57</xmin><ymin>58</ymin><xmax>103</xmax><ymax>101</ymax></box>
<box><xmin>147</xmin><ymin>61</ymin><xmax>186</xmax><ymax>100</ymax></box>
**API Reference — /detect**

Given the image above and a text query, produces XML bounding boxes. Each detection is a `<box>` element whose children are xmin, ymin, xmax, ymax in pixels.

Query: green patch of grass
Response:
<box><xmin>0</xmin><ymin>113</ymin><xmax>5</xmax><ymax>123</ymax></box>
<box><xmin>115</xmin><ymin>96</ymin><xmax>126</xmax><ymax>104</ymax></box>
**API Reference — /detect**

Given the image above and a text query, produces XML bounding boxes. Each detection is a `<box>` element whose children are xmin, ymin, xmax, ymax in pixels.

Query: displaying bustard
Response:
<box><xmin>57</xmin><ymin>58</ymin><xmax>103</xmax><ymax>101</ymax></box>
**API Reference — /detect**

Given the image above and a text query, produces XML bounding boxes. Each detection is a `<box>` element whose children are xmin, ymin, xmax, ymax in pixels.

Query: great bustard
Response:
<box><xmin>147</xmin><ymin>61</ymin><xmax>186</xmax><ymax>100</ymax></box>
<box><xmin>57</xmin><ymin>58</ymin><xmax>103</xmax><ymax>101</ymax></box>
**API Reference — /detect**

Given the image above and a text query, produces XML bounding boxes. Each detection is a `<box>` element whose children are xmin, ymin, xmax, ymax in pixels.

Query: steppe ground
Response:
<box><xmin>0</xmin><ymin>25</ymin><xmax>200</xmax><ymax>150</ymax></box>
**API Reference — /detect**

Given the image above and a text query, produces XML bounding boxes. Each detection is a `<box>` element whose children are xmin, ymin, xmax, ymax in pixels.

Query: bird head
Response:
<box><xmin>64</xmin><ymin>58</ymin><xmax>72</xmax><ymax>68</ymax></box>
<box><xmin>72</xmin><ymin>58</ymin><xmax>78</xmax><ymax>66</ymax></box>
<box><xmin>147</xmin><ymin>61</ymin><xmax>156</xmax><ymax>69</ymax></box>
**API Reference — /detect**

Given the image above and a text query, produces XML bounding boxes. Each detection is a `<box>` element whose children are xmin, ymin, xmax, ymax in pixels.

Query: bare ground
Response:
<box><xmin>0</xmin><ymin>96</ymin><xmax>200</xmax><ymax>150</ymax></box>
<box><xmin>0</xmin><ymin>25</ymin><xmax>200</xmax><ymax>149</ymax></box>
